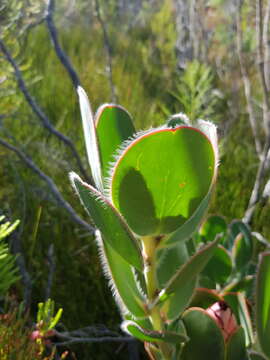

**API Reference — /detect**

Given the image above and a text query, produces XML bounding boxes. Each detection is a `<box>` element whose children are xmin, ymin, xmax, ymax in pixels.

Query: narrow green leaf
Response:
<box><xmin>99</xmin><ymin>232</ymin><xmax>147</xmax><ymax>318</ymax></box>
<box><xmin>70</xmin><ymin>173</ymin><xmax>143</xmax><ymax>271</ymax></box>
<box><xmin>181</xmin><ymin>307</ymin><xmax>225</xmax><ymax>360</ymax></box>
<box><xmin>122</xmin><ymin>320</ymin><xmax>188</xmax><ymax>343</ymax></box>
<box><xmin>231</xmin><ymin>223</ymin><xmax>253</xmax><ymax>271</ymax></box>
<box><xmin>226</xmin><ymin>327</ymin><xmax>248</xmax><ymax>360</ymax></box>
<box><xmin>95</xmin><ymin>104</ymin><xmax>135</xmax><ymax>177</ymax></box>
<box><xmin>77</xmin><ymin>86</ymin><xmax>103</xmax><ymax>191</ymax></box>
<box><xmin>156</xmin><ymin>241</ymin><xmax>189</xmax><ymax>289</ymax></box>
<box><xmin>223</xmin><ymin>293</ymin><xmax>253</xmax><ymax>347</ymax></box>
<box><xmin>111</xmin><ymin>126</ymin><xmax>216</xmax><ymax>236</ymax></box>
<box><xmin>256</xmin><ymin>252</ymin><xmax>270</xmax><ymax>358</ymax></box>
<box><xmin>163</xmin><ymin>238</ymin><xmax>219</xmax><ymax>295</ymax></box>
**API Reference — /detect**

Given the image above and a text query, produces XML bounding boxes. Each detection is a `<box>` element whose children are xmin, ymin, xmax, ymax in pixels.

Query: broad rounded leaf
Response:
<box><xmin>95</xmin><ymin>104</ymin><xmax>135</xmax><ymax>177</ymax></box>
<box><xmin>111</xmin><ymin>126</ymin><xmax>216</xmax><ymax>236</ymax></box>
<box><xmin>181</xmin><ymin>307</ymin><xmax>225</xmax><ymax>360</ymax></box>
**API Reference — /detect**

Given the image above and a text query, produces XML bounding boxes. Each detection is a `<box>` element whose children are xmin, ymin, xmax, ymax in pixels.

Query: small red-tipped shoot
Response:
<box><xmin>206</xmin><ymin>301</ymin><xmax>238</xmax><ymax>342</ymax></box>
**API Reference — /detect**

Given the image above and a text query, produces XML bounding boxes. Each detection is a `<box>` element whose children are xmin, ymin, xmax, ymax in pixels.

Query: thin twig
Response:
<box><xmin>243</xmin><ymin>138</ymin><xmax>270</xmax><ymax>224</ymax></box>
<box><xmin>54</xmin><ymin>334</ymin><xmax>134</xmax><ymax>346</ymax></box>
<box><xmin>95</xmin><ymin>0</ymin><xmax>118</xmax><ymax>103</ymax></box>
<box><xmin>0</xmin><ymin>39</ymin><xmax>91</xmax><ymax>184</ymax></box>
<box><xmin>236</xmin><ymin>1</ymin><xmax>262</xmax><ymax>157</ymax></box>
<box><xmin>0</xmin><ymin>138</ymin><xmax>95</xmax><ymax>234</ymax></box>
<box><xmin>45</xmin><ymin>244</ymin><xmax>56</xmax><ymax>301</ymax></box>
<box><xmin>263</xmin><ymin>0</ymin><xmax>270</xmax><ymax>91</ymax></box>
<box><xmin>45</xmin><ymin>0</ymin><xmax>80</xmax><ymax>89</ymax></box>
<box><xmin>257</xmin><ymin>0</ymin><xmax>270</xmax><ymax>136</ymax></box>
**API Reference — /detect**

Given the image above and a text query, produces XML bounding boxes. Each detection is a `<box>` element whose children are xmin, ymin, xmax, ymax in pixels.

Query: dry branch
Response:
<box><xmin>0</xmin><ymin>138</ymin><xmax>95</xmax><ymax>234</ymax></box>
<box><xmin>0</xmin><ymin>39</ymin><xmax>91</xmax><ymax>183</ymax></box>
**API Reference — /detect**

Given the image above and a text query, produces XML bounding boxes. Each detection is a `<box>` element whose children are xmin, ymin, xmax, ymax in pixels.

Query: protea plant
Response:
<box><xmin>69</xmin><ymin>87</ymin><xmax>267</xmax><ymax>360</ymax></box>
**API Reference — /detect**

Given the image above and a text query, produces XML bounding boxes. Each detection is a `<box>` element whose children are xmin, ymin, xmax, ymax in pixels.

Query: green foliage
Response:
<box><xmin>165</xmin><ymin>61</ymin><xmax>222</xmax><ymax>123</ymax></box>
<box><xmin>0</xmin><ymin>216</ymin><xmax>20</xmax><ymax>296</ymax></box>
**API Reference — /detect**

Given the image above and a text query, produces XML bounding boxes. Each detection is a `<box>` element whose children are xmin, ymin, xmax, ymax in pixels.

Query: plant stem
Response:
<box><xmin>141</xmin><ymin>236</ymin><xmax>172</xmax><ymax>360</ymax></box>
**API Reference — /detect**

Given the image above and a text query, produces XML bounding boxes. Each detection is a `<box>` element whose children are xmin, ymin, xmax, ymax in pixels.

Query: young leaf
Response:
<box><xmin>111</xmin><ymin>126</ymin><xmax>216</xmax><ymax>236</ymax></box>
<box><xmin>255</xmin><ymin>252</ymin><xmax>270</xmax><ymax>358</ymax></box>
<box><xmin>122</xmin><ymin>320</ymin><xmax>188</xmax><ymax>343</ymax></box>
<box><xmin>70</xmin><ymin>172</ymin><xmax>143</xmax><ymax>271</ymax></box>
<box><xmin>97</xmin><ymin>232</ymin><xmax>147</xmax><ymax>318</ymax></box>
<box><xmin>181</xmin><ymin>307</ymin><xmax>225</xmax><ymax>360</ymax></box>
<box><xmin>223</xmin><ymin>293</ymin><xmax>253</xmax><ymax>347</ymax></box>
<box><xmin>231</xmin><ymin>221</ymin><xmax>253</xmax><ymax>272</ymax></box>
<box><xmin>77</xmin><ymin>86</ymin><xmax>103</xmax><ymax>192</ymax></box>
<box><xmin>95</xmin><ymin>104</ymin><xmax>135</xmax><ymax>177</ymax></box>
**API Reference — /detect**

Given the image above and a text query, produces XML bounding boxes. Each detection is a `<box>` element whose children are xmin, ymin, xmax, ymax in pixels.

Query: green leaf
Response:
<box><xmin>164</xmin><ymin>192</ymin><xmax>211</xmax><ymax>246</ymax></box>
<box><xmin>99</xmin><ymin>233</ymin><xmax>147</xmax><ymax>318</ymax></box>
<box><xmin>181</xmin><ymin>307</ymin><xmax>225</xmax><ymax>360</ymax></box>
<box><xmin>156</xmin><ymin>241</ymin><xmax>189</xmax><ymax>288</ymax></box>
<box><xmin>70</xmin><ymin>173</ymin><xmax>143</xmax><ymax>271</ymax></box>
<box><xmin>202</xmin><ymin>245</ymin><xmax>232</xmax><ymax>284</ymax></box>
<box><xmin>122</xmin><ymin>320</ymin><xmax>188</xmax><ymax>343</ymax></box>
<box><xmin>231</xmin><ymin>222</ymin><xmax>253</xmax><ymax>271</ymax></box>
<box><xmin>189</xmin><ymin>288</ymin><xmax>222</xmax><ymax>309</ymax></box>
<box><xmin>200</xmin><ymin>215</ymin><xmax>227</xmax><ymax>243</ymax></box>
<box><xmin>163</xmin><ymin>238</ymin><xmax>219</xmax><ymax>296</ymax></box>
<box><xmin>223</xmin><ymin>293</ymin><xmax>253</xmax><ymax>347</ymax></box>
<box><xmin>255</xmin><ymin>252</ymin><xmax>270</xmax><ymax>358</ymax></box>
<box><xmin>226</xmin><ymin>327</ymin><xmax>248</xmax><ymax>360</ymax></box>
<box><xmin>95</xmin><ymin>104</ymin><xmax>135</xmax><ymax>178</ymax></box>
<box><xmin>77</xmin><ymin>86</ymin><xmax>103</xmax><ymax>191</ymax></box>
<box><xmin>111</xmin><ymin>126</ymin><xmax>216</xmax><ymax>236</ymax></box>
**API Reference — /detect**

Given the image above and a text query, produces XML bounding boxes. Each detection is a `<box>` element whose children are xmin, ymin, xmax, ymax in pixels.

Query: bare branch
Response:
<box><xmin>263</xmin><ymin>0</ymin><xmax>270</xmax><ymax>91</ymax></box>
<box><xmin>45</xmin><ymin>0</ymin><xmax>80</xmax><ymax>89</ymax></box>
<box><xmin>45</xmin><ymin>244</ymin><xmax>56</xmax><ymax>301</ymax></box>
<box><xmin>95</xmin><ymin>0</ymin><xmax>118</xmax><ymax>103</ymax></box>
<box><xmin>0</xmin><ymin>39</ymin><xmax>91</xmax><ymax>184</ymax></box>
<box><xmin>236</xmin><ymin>1</ymin><xmax>262</xmax><ymax>157</ymax></box>
<box><xmin>0</xmin><ymin>138</ymin><xmax>95</xmax><ymax>234</ymax></box>
<box><xmin>243</xmin><ymin>137</ymin><xmax>270</xmax><ymax>224</ymax></box>
<box><xmin>257</xmin><ymin>0</ymin><xmax>270</xmax><ymax>136</ymax></box>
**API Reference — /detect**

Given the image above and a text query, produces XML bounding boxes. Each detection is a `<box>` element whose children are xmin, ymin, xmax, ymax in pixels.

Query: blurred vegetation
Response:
<box><xmin>0</xmin><ymin>0</ymin><xmax>269</xmax><ymax>359</ymax></box>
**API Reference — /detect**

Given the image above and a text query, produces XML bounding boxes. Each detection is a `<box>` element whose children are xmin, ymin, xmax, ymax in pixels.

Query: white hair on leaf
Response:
<box><xmin>77</xmin><ymin>86</ymin><xmax>104</xmax><ymax>193</ymax></box>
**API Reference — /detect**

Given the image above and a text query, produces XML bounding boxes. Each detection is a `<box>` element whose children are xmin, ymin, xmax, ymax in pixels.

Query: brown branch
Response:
<box><xmin>0</xmin><ymin>138</ymin><xmax>95</xmax><ymax>234</ymax></box>
<box><xmin>236</xmin><ymin>1</ymin><xmax>262</xmax><ymax>157</ymax></box>
<box><xmin>94</xmin><ymin>0</ymin><xmax>118</xmax><ymax>103</ymax></box>
<box><xmin>45</xmin><ymin>0</ymin><xmax>80</xmax><ymax>89</ymax></box>
<box><xmin>0</xmin><ymin>39</ymin><xmax>91</xmax><ymax>184</ymax></box>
